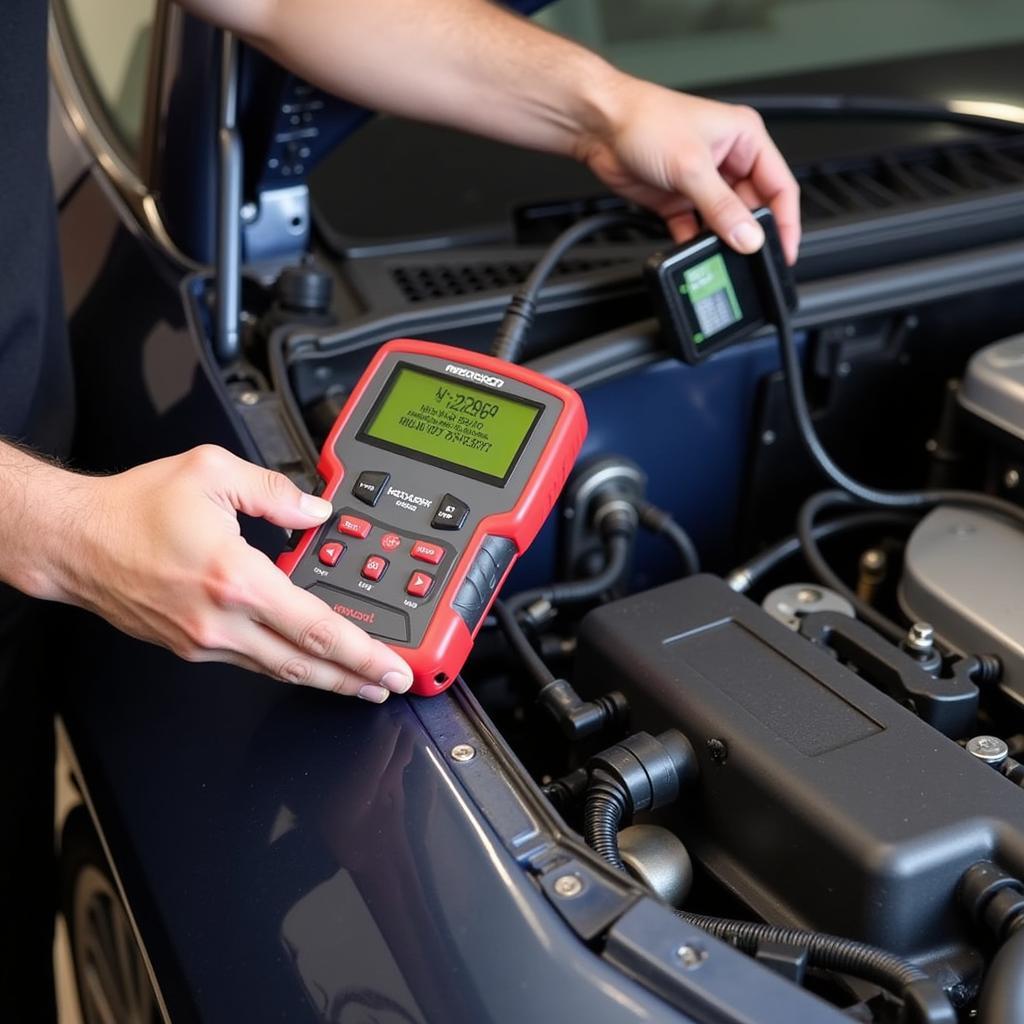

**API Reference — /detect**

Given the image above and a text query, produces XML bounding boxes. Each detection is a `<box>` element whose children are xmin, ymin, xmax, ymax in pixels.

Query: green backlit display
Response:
<box><xmin>361</xmin><ymin>365</ymin><xmax>541</xmax><ymax>482</ymax></box>
<box><xmin>682</xmin><ymin>253</ymin><xmax>742</xmax><ymax>342</ymax></box>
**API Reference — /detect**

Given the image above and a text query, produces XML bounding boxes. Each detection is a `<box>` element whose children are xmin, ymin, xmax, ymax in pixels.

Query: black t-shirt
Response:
<box><xmin>0</xmin><ymin>0</ymin><xmax>74</xmax><ymax>456</ymax></box>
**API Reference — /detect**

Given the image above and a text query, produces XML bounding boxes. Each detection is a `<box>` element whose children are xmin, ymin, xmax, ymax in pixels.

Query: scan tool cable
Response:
<box><xmin>492</xmin><ymin>211</ymin><xmax>660</xmax><ymax>364</ymax></box>
<box><xmin>760</xmin><ymin>246</ymin><xmax>1024</xmax><ymax>528</ymax></box>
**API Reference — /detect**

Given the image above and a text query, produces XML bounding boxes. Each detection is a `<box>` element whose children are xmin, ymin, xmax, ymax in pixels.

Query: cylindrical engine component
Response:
<box><xmin>618</xmin><ymin>824</ymin><xmax>693</xmax><ymax>906</ymax></box>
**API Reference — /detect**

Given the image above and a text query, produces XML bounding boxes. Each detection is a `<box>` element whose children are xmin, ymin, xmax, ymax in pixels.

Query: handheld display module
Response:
<box><xmin>277</xmin><ymin>339</ymin><xmax>587</xmax><ymax>695</ymax></box>
<box><xmin>646</xmin><ymin>207</ymin><xmax>797</xmax><ymax>364</ymax></box>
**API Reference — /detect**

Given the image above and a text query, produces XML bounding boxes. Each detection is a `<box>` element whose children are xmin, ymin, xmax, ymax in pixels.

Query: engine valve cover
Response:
<box><xmin>577</xmin><ymin>574</ymin><xmax>1024</xmax><ymax>958</ymax></box>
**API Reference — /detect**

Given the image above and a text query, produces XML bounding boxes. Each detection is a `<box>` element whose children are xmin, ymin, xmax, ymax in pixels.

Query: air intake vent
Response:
<box><xmin>391</xmin><ymin>256</ymin><xmax>631</xmax><ymax>303</ymax></box>
<box><xmin>799</xmin><ymin>136</ymin><xmax>1024</xmax><ymax>222</ymax></box>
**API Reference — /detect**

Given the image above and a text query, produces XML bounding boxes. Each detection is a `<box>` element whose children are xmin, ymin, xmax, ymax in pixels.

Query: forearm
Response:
<box><xmin>0</xmin><ymin>442</ymin><xmax>90</xmax><ymax>602</ymax></box>
<box><xmin>179</xmin><ymin>0</ymin><xmax>625</xmax><ymax>159</ymax></box>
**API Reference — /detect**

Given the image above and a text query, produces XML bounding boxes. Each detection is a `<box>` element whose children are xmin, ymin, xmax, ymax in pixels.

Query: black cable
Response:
<box><xmin>727</xmin><ymin>510</ymin><xmax>918</xmax><ymax>593</ymax></box>
<box><xmin>762</xmin><ymin>246</ymin><xmax>1024</xmax><ymax>526</ymax></box>
<box><xmin>797</xmin><ymin>491</ymin><xmax>908</xmax><ymax>643</ymax></box>
<box><xmin>267</xmin><ymin>328</ymin><xmax>321</xmax><ymax>468</ymax></box>
<box><xmin>491</xmin><ymin>599</ymin><xmax>554</xmax><ymax>689</ymax></box>
<box><xmin>636</xmin><ymin>501</ymin><xmax>700</xmax><ymax>576</ymax></box>
<box><xmin>492</xmin><ymin>211</ymin><xmax>659</xmax><ymax>364</ymax></box>
<box><xmin>583</xmin><ymin>771</ymin><xmax>628</xmax><ymax>871</ymax></box>
<box><xmin>505</xmin><ymin>532</ymin><xmax>633</xmax><ymax>619</ymax></box>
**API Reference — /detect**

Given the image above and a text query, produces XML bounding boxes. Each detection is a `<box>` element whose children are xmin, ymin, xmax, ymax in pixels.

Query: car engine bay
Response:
<box><xmin>170</xmin><ymin>104</ymin><xmax>1024</xmax><ymax>1023</ymax></box>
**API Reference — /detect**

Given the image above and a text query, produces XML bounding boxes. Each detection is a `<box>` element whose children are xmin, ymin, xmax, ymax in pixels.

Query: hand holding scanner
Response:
<box><xmin>277</xmin><ymin>339</ymin><xmax>587</xmax><ymax>696</ymax></box>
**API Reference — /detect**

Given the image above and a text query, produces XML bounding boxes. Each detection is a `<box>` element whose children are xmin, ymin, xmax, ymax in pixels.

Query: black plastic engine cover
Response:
<box><xmin>577</xmin><ymin>574</ymin><xmax>1024</xmax><ymax>958</ymax></box>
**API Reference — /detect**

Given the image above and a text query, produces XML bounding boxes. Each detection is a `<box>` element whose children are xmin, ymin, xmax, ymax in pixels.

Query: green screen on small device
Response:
<box><xmin>681</xmin><ymin>253</ymin><xmax>743</xmax><ymax>343</ymax></box>
<box><xmin>361</xmin><ymin>365</ymin><xmax>542</xmax><ymax>482</ymax></box>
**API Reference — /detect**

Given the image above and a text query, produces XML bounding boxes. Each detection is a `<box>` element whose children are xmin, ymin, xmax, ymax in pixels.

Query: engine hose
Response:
<box><xmin>636</xmin><ymin>501</ymin><xmax>700</xmax><ymax>576</ymax></box>
<box><xmin>798</xmin><ymin>491</ymin><xmax>909</xmax><ymax>644</ymax></box>
<box><xmin>978</xmin><ymin>925</ymin><xmax>1024</xmax><ymax>1024</ymax></box>
<box><xmin>506</xmin><ymin>532</ymin><xmax>633</xmax><ymax>619</ymax></box>
<box><xmin>762</xmin><ymin>247</ymin><xmax>1024</xmax><ymax>530</ymax></box>
<box><xmin>583</xmin><ymin>771</ymin><xmax>953</xmax><ymax>1022</ymax></box>
<box><xmin>727</xmin><ymin>510</ymin><xmax>918</xmax><ymax>593</ymax></box>
<box><xmin>583</xmin><ymin>772</ymin><xmax>627</xmax><ymax>872</ymax></box>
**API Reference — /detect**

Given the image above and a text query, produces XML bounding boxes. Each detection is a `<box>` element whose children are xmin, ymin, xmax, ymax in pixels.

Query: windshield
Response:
<box><xmin>536</xmin><ymin>0</ymin><xmax>1024</xmax><ymax>93</ymax></box>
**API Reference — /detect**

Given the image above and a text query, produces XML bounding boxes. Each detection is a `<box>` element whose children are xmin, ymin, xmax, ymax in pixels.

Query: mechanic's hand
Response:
<box><xmin>51</xmin><ymin>445</ymin><xmax>413</xmax><ymax>702</ymax></box>
<box><xmin>578</xmin><ymin>81</ymin><xmax>801</xmax><ymax>264</ymax></box>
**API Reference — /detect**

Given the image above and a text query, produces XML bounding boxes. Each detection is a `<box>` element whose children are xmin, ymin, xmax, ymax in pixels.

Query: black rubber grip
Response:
<box><xmin>453</xmin><ymin>536</ymin><xmax>517</xmax><ymax>632</ymax></box>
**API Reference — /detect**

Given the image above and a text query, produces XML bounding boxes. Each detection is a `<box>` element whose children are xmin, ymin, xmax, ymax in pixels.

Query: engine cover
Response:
<box><xmin>577</xmin><ymin>574</ymin><xmax>1024</xmax><ymax>958</ymax></box>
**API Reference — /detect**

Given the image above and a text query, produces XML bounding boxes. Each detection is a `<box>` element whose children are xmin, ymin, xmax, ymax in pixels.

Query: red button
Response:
<box><xmin>318</xmin><ymin>541</ymin><xmax>345</xmax><ymax>566</ymax></box>
<box><xmin>380</xmin><ymin>532</ymin><xmax>402</xmax><ymax>552</ymax></box>
<box><xmin>410</xmin><ymin>540</ymin><xmax>444</xmax><ymax>565</ymax></box>
<box><xmin>338</xmin><ymin>514</ymin><xmax>371</xmax><ymax>539</ymax></box>
<box><xmin>406</xmin><ymin>571</ymin><xmax>434</xmax><ymax>598</ymax></box>
<box><xmin>361</xmin><ymin>555</ymin><xmax>388</xmax><ymax>581</ymax></box>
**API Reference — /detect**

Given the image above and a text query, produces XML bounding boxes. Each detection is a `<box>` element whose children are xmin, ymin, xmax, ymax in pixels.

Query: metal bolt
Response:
<box><xmin>966</xmin><ymin>735</ymin><xmax>1009</xmax><ymax>765</ymax></box>
<box><xmin>796</xmin><ymin>587</ymin><xmax>822</xmax><ymax>605</ymax></box>
<box><xmin>761</xmin><ymin>430</ymin><xmax>776</xmax><ymax>446</ymax></box>
<box><xmin>553</xmin><ymin>874</ymin><xmax>584</xmax><ymax>899</ymax></box>
<box><xmin>238</xmin><ymin>391</ymin><xmax>260</xmax><ymax>406</ymax></box>
<box><xmin>450</xmin><ymin>744</ymin><xmax>476</xmax><ymax>763</ymax></box>
<box><xmin>675</xmin><ymin>945</ymin><xmax>706</xmax><ymax>969</ymax></box>
<box><xmin>860</xmin><ymin>549</ymin><xmax>886</xmax><ymax>574</ymax></box>
<box><xmin>906</xmin><ymin>622</ymin><xmax>935</xmax><ymax>652</ymax></box>
<box><xmin>1006</xmin><ymin>468</ymin><xmax>1021</xmax><ymax>490</ymax></box>
<box><xmin>240</xmin><ymin>202</ymin><xmax>259</xmax><ymax>223</ymax></box>
<box><xmin>837</xmin><ymin>361</ymin><xmax>852</xmax><ymax>377</ymax></box>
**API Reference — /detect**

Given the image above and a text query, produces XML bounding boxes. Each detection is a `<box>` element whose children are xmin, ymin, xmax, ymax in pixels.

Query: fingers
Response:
<box><xmin>230</xmin><ymin>619</ymin><xmax>399</xmax><ymax>701</ymax></box>
<box><xmin>671</xmin><ymin>156</ymin><xmax>766</xmax><ymax>256</ymax></box>
<box><xmin>188</xmin><ymin>445</ymin><xmax>333</xmax><ymax>529</ymax></box>
<box><xmin>247</xmin><ymin>556</ymin><xmax>414</xmax><ymax>694</ymax></box>
<box><xmin>748</xmin><ymin>143</ymin><xmax>802</xmax><ymax>265</ymax></box>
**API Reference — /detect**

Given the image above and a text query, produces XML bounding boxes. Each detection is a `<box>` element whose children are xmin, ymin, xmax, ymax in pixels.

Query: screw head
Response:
<box><xmin>553</xmin><ymin>874</ymin><xmax>584</xmax><ymax>899</ymax></box>
<box><xmin>860</xmin><ymin>548</ymin><xmax>886</xmax><ymax>573</ymax></box>
<box><xmin>1006</xmin><ymin>468</ymin><xmax>1021</xmax><ymax>490</ymax></box>
<box><xmin>450</xmin><ymin>744</ymin><xmax>476</xmax><ymax>763</ymax></box>
<box><xmin>238</xmin><ymin>390</ymin><xmax>260</xmax><ymax>406</ymax></box>
<box><xmin>906</xmin><ymin>622</ymin><xmax>935</xmax><ymax>652</ymax></box>
<box><xmin>675</xmin><ymin>944</ymin><xmax>706</xmax><ymax>969</ymax></box>
<box><xmin>761</xmin><ymin>430</ymin><xmax>776</xmax><ymax>446</ymax></box>
<box><xmin>796</xmin><ymin>587</ymin><xmax>822</xmax><ymax>605</ymax></box>
<box><xmin>966</xmin><ymin>735</ymin><xmax>1009</xmax><ymax>765</ymax></box>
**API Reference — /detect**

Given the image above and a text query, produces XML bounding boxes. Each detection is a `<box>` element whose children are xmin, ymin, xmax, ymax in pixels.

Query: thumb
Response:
<box><xmin>676</xmin><ymin>158</ymin><xmax>764</xmax><ymax>254</ymax></box>
<box><xmin>220</xmin><ymin>455</ymin><xmax>333</xmax><ymax>529</ymax></box>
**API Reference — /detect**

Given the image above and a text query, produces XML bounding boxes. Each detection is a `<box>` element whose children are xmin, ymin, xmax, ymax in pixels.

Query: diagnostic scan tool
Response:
<box><xmin>646</xmin><ymin>207</ymin><xmax>797</xmax><ymax>364</ymax></box>
<box><xmin>277</xmin><ymin>340</ymin><xmax>587</xmax><ymax>696</ymax></box>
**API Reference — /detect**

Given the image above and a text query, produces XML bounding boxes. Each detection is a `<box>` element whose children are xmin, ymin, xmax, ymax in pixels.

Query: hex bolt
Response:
<box><xmin>553</xmin><ymin>874</ymin><xmax>584</xmax><ymax>899</ymax></box>
<box><xmin>450</xmin><ymin>744</ymin><xmax>476</xmax><ymax>763</ymax></box>
<box><xmin>905</xmin><ymin>622</ymin><xmax>935</xmax><ymax>653</ymax></box>
<box><xmin>966</xmin><ymin>735</ymin><xmax>1010</xmax><ymax>766</ymax></box>
<box><xmin>795</xmin><ymin>587</ymin><xmax>822</xmax><ymax>605</ymax></box>
<box><xmin>675</xmin><ymin>945</ymin><xmax>706</xmax><ymax>969</ymax></box>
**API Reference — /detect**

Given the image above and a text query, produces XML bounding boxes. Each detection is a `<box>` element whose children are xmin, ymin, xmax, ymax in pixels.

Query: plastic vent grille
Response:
<box><xmin>391</xmin><ymin>256</ymin><xmax>630</xmax><ymax>303</ymax></box>
<box><xmin>799</xmin><ymin>136</ymin><xmax>1024</xmax><ymax>221</ymax></box>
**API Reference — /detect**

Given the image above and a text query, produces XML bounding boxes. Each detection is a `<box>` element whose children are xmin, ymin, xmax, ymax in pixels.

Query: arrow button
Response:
<box><xmin>405</xmin><ymin>571</ymin><xmax>434</xmax><ymax>598</ymax></box>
